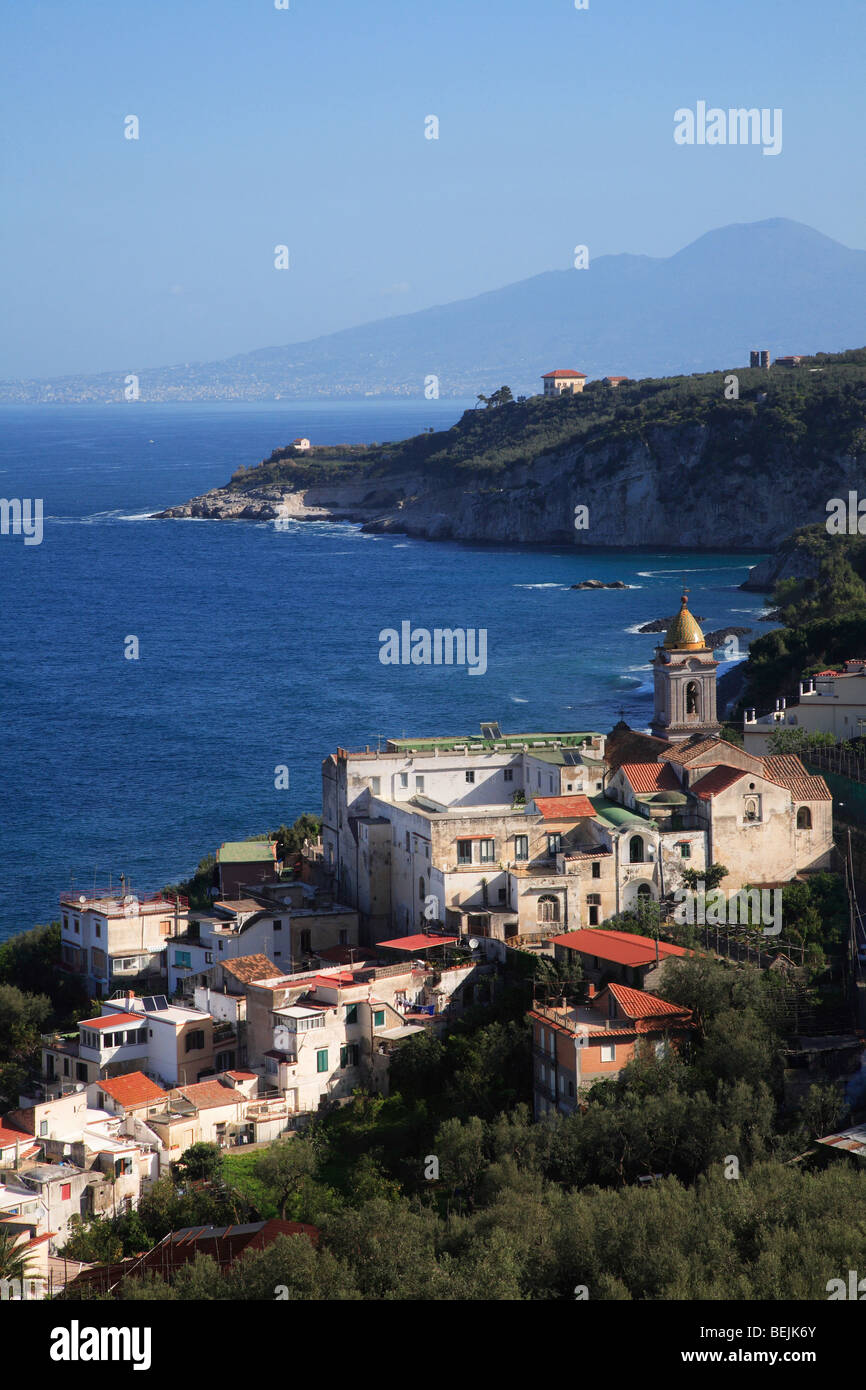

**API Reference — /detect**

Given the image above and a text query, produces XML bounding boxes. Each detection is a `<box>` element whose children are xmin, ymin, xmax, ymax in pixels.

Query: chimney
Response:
<box><xmin>586</xmin><ymin>981</ymin><xmax>596</xmax><ymax>999</ymax></box>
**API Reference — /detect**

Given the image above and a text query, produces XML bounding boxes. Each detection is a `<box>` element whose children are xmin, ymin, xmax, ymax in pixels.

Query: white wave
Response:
<box><xmin>625</xmin><ymin>622</ymin><xmax>654</xmax><ymax>634</ymax></box>
<box><xmin>392</xmin><ymin>543</ymin><xmax>410</xmax><ymax>548</ymax></box>
<box><xmin>627</xmin><ymin>663</ymin><xmax>652</xmax><ymax>672</ymax></box>
<box><xmin>512</xmin><ymin>582</ymin><xmax>568</xmax><ymax>589</ymax></box>
<box><xmin>636</xmin><ymin>566</ymin><xmax>745</xmax><ymax>577</ymax></box>
<box><xmin>120</xmin><ymin>511</ymin><xmax>158</xmax><ymax>521</ymax></box>
<box><xmin>510</xmin><ymin>695</ymin><xmax>529</xmax><ymax>703</ymax></box>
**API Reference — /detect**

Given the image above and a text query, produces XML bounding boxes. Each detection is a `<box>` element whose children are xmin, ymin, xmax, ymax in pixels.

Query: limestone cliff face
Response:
<box><xmin>158</xmin><ymin>419</ymin><xmax>863</xmax><ymax>550</ymax></box>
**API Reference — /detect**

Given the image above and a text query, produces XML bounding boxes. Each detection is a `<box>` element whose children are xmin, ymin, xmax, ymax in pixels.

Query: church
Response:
<box><xmin>603</xmin><ymin>593</ymin><xmax>834</xmax><ymax>894</ymax></box>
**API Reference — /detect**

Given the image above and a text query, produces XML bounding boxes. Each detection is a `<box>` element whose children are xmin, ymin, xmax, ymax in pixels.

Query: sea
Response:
<box><xmin>0</xmin><ymin>400</ymin><xmax>773</xmax><ymax>942</ymax></box>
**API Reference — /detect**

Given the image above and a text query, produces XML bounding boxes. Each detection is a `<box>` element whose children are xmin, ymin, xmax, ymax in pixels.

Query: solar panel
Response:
<box><xmin>480</xmin><ymin>721</ymin><xmax>502</xmax><ymax>741</ymax></box>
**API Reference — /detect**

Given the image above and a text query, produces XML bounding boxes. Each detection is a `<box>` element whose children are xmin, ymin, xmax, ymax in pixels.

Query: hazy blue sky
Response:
<box><xmin>2</xmin><ymin>0</ymin><xmax>864</xmax><ymax>378</ymax></box>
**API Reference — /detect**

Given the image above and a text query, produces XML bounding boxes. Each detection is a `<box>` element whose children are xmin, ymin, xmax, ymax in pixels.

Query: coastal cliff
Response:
<box><xmin>158</xmin><ymin>353</ymin><xmax>866</xmax><ymax>550</ymax></box>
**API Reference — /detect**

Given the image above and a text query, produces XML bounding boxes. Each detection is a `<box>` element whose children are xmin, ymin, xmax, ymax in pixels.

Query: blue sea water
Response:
<box><xmin>0</xmin><ymin>401</ymin><xmax>772</xmax><ymax>941</ymax></box>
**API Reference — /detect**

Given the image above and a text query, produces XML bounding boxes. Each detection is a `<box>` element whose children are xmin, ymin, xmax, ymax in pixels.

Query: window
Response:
<box><xmin>63</xmin><ymin>1057</ymin><xmax>69</xmax><ymax>1077</ymax></box>
<box><xmin>345</xmin><ymin>1003</ymin><xmax>358</xmax><ymax>1023</ymax></box>
<box><xmin>405</xmin><ymin>832</ymin><xmax>411</xmax><ymax>851</ymax></box>
<box><xmin>479</xmin><ymin>839</ymin><xmax>495</xmax><ymax>863</ymax></box>
<box><xmin>600</xmin><ymin>1043</ymin><xmax>616</xmax><ymax>1063</ymax></box>
<box><xmin>591</xmin><ymin>861</ymin><xmax>601</xmax><ymax>879</ymax></box>
<box><xmin>685</xmin><ymin>681</ymin><xmax>700</xmax><ymax>717</ymax></box>
<box><xmin>339</xmin><ymin>929</ymin><xmax>348</xmax><ymax>945</ymax></box>
<box><xmin>266</xmin><ymin>1056</ymin><xmax>278</xmax><ymax>1075</ymax></box>
<box><xmin>399</xmin><ymin>772</ymin><xmax>408</xmax><ymax>788</ymax></box>
<box><xmin>340</xmin><ymin>1044</ymin><xmax>359</xmax><ymax>1068</ymax></box>
<box><xmin>679</xmin><ymin>842</ymin><xmax>691</xmax><ymax>858</ymax></box>
<box><xmin>316</xmin><ymin>1049</ymin><xmax>328</xmax><ymax>1073</ymax></box>
<box><xmin>39</xmin><ymin>1121</ymin><xmax>48</xmax><ymax>1137</ymax></box>
<box><xmin>218</xmin><ymin>941</ymin><xmax>224</xmax><ymax>952</ymax></box>
<box><xmin>185</xmin><ymin>1029</ymin><xmax>205</xmax><ymax>1052</ymax></box>
<box><xmin>498</xmin><ymin>888</ymin><xmax>506</xmax><ymax>902</ymax></box>
<box><xmin>174</xmin><ymin>951</ymin><xmax>192</xmax><ymax>968</ymax></box>
<box><xmin>76</xmin><ymin>1063</ymin><xmax>87</xmax><ymax>1082</ymax></box>
<box><xmin>415</xmin><ymin>775</ymin><xmax>425</xmax><ymax>792</ymax></box>
<box><xmin>74</xmin><ymin>919</ymin><xmax>79</xmax><ymax>934</ymax></box>
<box><xmin>637</xmin><ymin>884</ymin><xmax>652</xmax><ymax>901</ymax></box>
<box><xmin>514</xmin><ymin>834</ymin><xmax>528</xmax><ymax>862</ymax></box>
<box><xmin>418</xmin><ymin>877</ymin><xmax>426</xmax><ymax>901</ymax></box>
<box><xmin>373</xmin><ymin>1009</ymin><xmax>385</xmax><ymax>1027</ymax></box>
<box><xmin>60</xmin><ymin>1183</ymin><xmax>71</xmax><ymax>1202</ymax></box>
<box><xmin>588</xmin><ymin>906</ymin><xmax>599</xmax><ymax>926</ymax></box>
<box><xmin>370</xmin><ymin>776</ymin><xmax>381</xmax><ymax>795</ymax></box>
<box><xmin>457</xmin><ymin>839</ymin><xmax>473</xmax><ymax>865</ymax></box>
<box><xmin>95</xmin><ymin>922</ymin><xmax>101</xmax><ymax>938</ymax></box>
<box><xmin>797</xmin><ymin>807</ymin><xmax>812</xmax><ymax>830</ymax></box>
<box><xmin>629</xmin><ymin>835</ymin><xmax>644</xmax><ymax>863</ymax></box>
<box><xmin>547</xmin><ymin>833</ymin><xmax>562</xmax><ymax>856</ymax></box>
<box><xmin>273</xmin><ymin>919</ymin><xmax>282</xmax><ymax>931</ymax></box>
<box><xmin>465</xmin><ymin>770</ymin><xmax>475</xmax><ymax>784</ymax></box>
<box><xmin>63</xmin><ymin>916</ymin><xmax>68</xmax><ymax>930</ymax></box>
<box><xmin>299</xmin><ymin>930</ymin><xmax>312</xmax><ymax>955</ymax></box>
<box><xmin>538</xmin><ymin>895</ymin><xmax>559</xmax><ymax>924</ymax></box>
<box><xmin>205</xmin><ymin>951</ymin><xmax>213</xmax><ymax>965</ymax></box>
<box><xmin>744</xmin><ymin>797</ymin><xmax>759</xmax><ymax>823</ymax></box>
<box><xmin>504</xmin><ymin>768</ymin><xmax>513</xmax><ymax>782</ymax></box>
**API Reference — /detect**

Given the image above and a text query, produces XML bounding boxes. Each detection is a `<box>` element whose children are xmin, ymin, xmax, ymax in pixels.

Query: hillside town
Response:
<box><xmin>1</xmin><ymin>596</ymin><xmax>865</xmax><ymax>1299</ymax></box>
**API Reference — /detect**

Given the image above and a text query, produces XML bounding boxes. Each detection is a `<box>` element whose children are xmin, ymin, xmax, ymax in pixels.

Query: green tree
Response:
<box><xmin>254</xmin><ymin>1137</ymin><xmax>318</xmax><ymax>1219</ymax></box>
<box><xmin>174</xmin><ymin>1142</ymin><xmax>224</xmax><ymax>1185</ymax></box>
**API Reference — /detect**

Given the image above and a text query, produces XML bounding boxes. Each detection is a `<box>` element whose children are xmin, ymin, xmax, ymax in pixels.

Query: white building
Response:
<box><xmin>743</xmin><ymin>660</ymin><xmax>866</xmax><ymax>754</ymax></box>
<box><xmin>59</xmin><ymin>890</ymin><xmax>186</xmax><ymax>997</ymax></box>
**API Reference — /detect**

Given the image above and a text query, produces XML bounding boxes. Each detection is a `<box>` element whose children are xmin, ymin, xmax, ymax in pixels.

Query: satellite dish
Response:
<box><xmin>123</xmin><ymin>895</ymin><xmax>139</xmax><ymax>917</ymax></box>
<box><xmin>468</xmin><ymin>938</ymin><xmax>480</xmax><ymax>950</ymax></box>
<box><xmin>78</xmin><ymin>895</ymin><xmax>87</xmax><ymax>904</ymax></box>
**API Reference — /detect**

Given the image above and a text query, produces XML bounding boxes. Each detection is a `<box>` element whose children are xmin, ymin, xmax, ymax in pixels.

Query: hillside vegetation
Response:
<box><xmin>738</xmin><ymin>523</ymin><xmax>866</xmax><ymax>711</ymax></box>
<box><xmin>228</xmin><ymin>347</ymin><xmax>866</xmax><ymax>493</ymax></box>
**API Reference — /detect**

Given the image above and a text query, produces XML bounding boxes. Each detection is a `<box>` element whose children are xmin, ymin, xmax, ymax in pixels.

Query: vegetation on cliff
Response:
<box><xmin>224</xmin><ymin>347</ymin><xmax>866</xmax><ymax>495</ymax></box>
<box><xmin>737</xmin><ymin>523</ymin><xmax>866</xmax><ymax>711</ymax></box>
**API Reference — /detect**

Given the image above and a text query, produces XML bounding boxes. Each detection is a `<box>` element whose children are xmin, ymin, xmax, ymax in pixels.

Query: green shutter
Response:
<box><xmin>373</xmin><ymin>1009</ymin><xmax>385</xmax><ymax>1027</ymax></box>
<box><xmin>316</xmin><ymin>1048</ymin><xmax>328</xmax><ymax>1073</ymax></box>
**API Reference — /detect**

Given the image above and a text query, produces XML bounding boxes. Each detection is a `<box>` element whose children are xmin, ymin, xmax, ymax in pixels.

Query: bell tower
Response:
<box><xmin>649</xmin><ymin>592</ymin><xmax>719</xmax><ymax>742</ymax></box>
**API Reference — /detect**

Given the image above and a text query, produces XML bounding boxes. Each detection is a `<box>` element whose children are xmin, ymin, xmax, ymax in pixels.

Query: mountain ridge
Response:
<box><xmin>5</xmin><ymin>218</ymin><xmax>866</xmax><ymax>403</ymax></box>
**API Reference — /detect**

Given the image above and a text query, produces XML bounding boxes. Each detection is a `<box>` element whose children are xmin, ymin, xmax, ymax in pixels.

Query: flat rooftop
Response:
<box><xmin>385</xmin><ymin>731</ymin><xmax>602</xmax><ymax>754</ymax></box>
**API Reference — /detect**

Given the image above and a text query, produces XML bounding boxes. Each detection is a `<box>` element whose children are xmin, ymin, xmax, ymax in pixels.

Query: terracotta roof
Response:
<box><xmin>224</xmin><ymin>1071</ymin><xmax>257</xmax><ymax>1081</ymax></box>
<box><xmin>96</xmin><ymin>1073</ymin><xmax>168</xmax><ymax>1107</ymax></box>
<box><xmin>171</xmin><ymin>1080</ymin><xmax>244</xmax><ymax>1111</ymax></box>
<box><xmin>542</xmin><ymin>369</ymin><xmax>586</xmax><ymax>378</ymax></box>
<box><xmin>552</xmin><ymin>928</ymin><xmax>687</xmax><ymax>967</ymax></box>
<box><xmin>534</xmin><ymin>794</ymin><xmax>596</xmax><ymax>820</ymax></box>
<box><xmin>618</xmin><ymin>762</ymin><xmax>681</xmax><ymax>793</ymax></box>
<box><xmin>79</xmin><ymin>1013</ymin><xmax>143</xmax><ymax>1030</ymax></box>
<box><xmin>762</xmin><ymin>755</ymin><xmax>832</xmax><ymax>802</ymax></box>
<box><xmin>814</xmin><ymin>669</ymin><xmax>842</xmax><ymax>677</ymax></box>
<box><xmin>220</xmin><ymin>954</ymin><xmax>280</xmax><ymax>984</ymax></box>
<box><xmin>0</xmin><ymin>1122</ymin><xmax>30</xmax><ymax>1146</ymax></box>
<box><xmin>563</xmin><ymin>846</ymin><xmax>612</xmax><ymax>861</ymax></box>
<box><xmin>604</xmin><ymin>724</ymin><xmax>668</xmax><ymax>772</ymax></box>
<box><xmin>657</xmin><ymin>737</ymin><xmax>725</xmax><ymax>765</ymax></box>
<box><xmin>606</xmin><ymin>983</ymin><xmax>693</xmax><ymax>1026</ymax></box>
<box><xmin>690</xmin><ymin>766</ymin><xmax>747</xmax><ymax>799</ymax></box>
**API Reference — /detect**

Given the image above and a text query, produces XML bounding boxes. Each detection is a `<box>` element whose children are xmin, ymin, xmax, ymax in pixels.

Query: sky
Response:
<box><xmin>2</xmin><ymin>0</ymin><xmax>865</xmax><ymax>379</ymax></box>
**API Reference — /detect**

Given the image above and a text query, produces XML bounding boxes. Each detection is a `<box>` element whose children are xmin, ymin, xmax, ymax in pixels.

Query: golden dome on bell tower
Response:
<box><xmin>663</xmin><ymin>592</ymin><xmax>707</xmax><ymax>651</ymax></box>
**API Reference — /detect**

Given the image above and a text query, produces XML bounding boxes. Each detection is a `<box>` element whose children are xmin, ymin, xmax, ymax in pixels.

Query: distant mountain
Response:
<box><xmin>5</xmin><ymin>218</ymin><xmax>866</xmax><ymax>402</ymax></box>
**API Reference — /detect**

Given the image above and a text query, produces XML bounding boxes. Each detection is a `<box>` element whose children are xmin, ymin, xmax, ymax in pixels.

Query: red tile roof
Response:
<box><xmin>220</xmin><ymin>954</ymin><xmax>280</xmax><ymax>984</ymax></box>
<box><xmin>80</xmin><ymin>1013</ymin><xmax>143</xmax><ymax>1030</ymax></box>
<box><xmin>552</xmin><ymin>928</ymin><xmax>687</xmax><ymax>967</ymax></box>
<box><xmin>224</xmin><ymin>1071</ymin><xmax>257</xmax><ymax>1081</ymax></box>
<box><xmin>762</xmin><ymin>755</ymin><xmax>831</xmax><ymax>802</ymax></box>
<box><xmin>0</xmin><ymin>1122</ymin><xmax>30</xmax><ymax>1146</ymax></box>
<box><xmin>606</xmin><ymin>983</ymin><xmax>693</xmax><ymax>1026</ymax></box>
<box><xmin>535</xmin><ymin>794</ymin><xmax>596</xmax><ymax>820</ymax></box>
<box><xmin>542</xmin><ymin>369</ymin><xmax>587</xmax><ymax>378</ymax></box>
<box><xmin>690</xmin><ymin>766</ymin><xmax>747</xmax><ymax>799</ymax></box>
<box><xmin>658</xmin><ymin>737</ymin><xmax>726</xmax><ymax>765</ymax></box>
<box><xmin>171</xmin><ymin>1080</ymin><xmax>244</xmax><ymax>1111</ymax></box>
<box><xmin>96</xmin><ymin>1073</ymin><xmax>168</xmax><ymax>1107</ymax></box>
<box><xmin>618</xmin><ymin>763</ymin><xmax>681</xmax><ymax>793</ymax></box>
